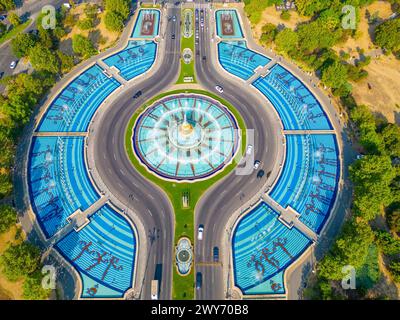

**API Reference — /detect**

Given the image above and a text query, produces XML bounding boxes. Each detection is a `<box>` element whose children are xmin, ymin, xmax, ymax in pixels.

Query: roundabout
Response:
<box><xmin>132</xmin><ymin>94</ymin><xmax>239</xmax><ymax>181</ymax></box>
<box><xmin>19</xmin><ymin>3</ymin><xmax>343</xmax><ymax>301</ymax></box>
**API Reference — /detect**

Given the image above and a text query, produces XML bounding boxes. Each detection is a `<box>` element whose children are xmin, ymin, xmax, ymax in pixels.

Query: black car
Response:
<box><xmin>196</xmin><ymin>272</ymin><xmax>202</xmax><ymax>289</ymax></box>
<box><xmin>213</xmin><ymin>247</ymin><xmax>219</xmax><ymax>263</ymax></box>
<box><xmin>202</xmin><ymin>56</ymin><xmax>207</xmax><ymax>61</ymax></box>
<box><xmin>257</xmin><ymin>170</ymin><xmax>265</xmax><ymax>179</ymax></box>
<box><xmin>172</xmin><ymin>34</ymin><xmax>175</xmax><ymax>39</ymax></box>
<box><xmin>133</xmin><ymin>90</ymin><xmax>142</xmax><ymax>99</ymax></box>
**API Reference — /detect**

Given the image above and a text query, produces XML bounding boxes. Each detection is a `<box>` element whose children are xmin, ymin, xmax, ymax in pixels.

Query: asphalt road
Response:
<box><xmin>92</xmin><ymin>5</ymin><xmax>181</xmax><ymax>300</ymax></box>
<box><xmin>194</xmin><ymin>2</ymin><xmax>282</xmax><ymax>300</ymax></box>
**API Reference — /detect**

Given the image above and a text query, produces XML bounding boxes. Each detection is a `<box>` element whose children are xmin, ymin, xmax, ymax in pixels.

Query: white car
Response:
<box><xmin>253</xmin><ymin>160</ymin><xmax>261</xmax><ymax>170</ymax></box>
<box><xmin>10</xmin><ymin>61</ymin><xmax>17</xmax><ymax>69</ymax></box>
<box><xmin>246</xmin><ymin>144</ymin><xmax>253</xmax><ymax>155</ymax></box>
<box><xmin>172</xmin><ymin>15</ymin><xmax>176</xmax><ymax>22</ymax></box>
<box><xmin>215</xmin><ymin>85</ymin><xmax>223</xmax><ymax>93</ymax></box>
<box><xmin>356</xmin><ymin>154</ymin><xmax>365</xmax><ymax>160</ymax></box>
<box><xmin>197</xmin><ymin>224</ymin><xmax>204</xmax><ymax>241</ymax></box>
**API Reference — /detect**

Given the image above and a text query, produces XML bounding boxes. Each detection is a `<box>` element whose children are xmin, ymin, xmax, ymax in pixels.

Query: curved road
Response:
<box><xmin>194</xmin><ymin>4</ymin><xmax>283</xmax><ymax>300</ymax></box>
<box><xmin>92</xmin><ymin>6</ymin><xmax>181</xmax><ymax>300</ymax></box>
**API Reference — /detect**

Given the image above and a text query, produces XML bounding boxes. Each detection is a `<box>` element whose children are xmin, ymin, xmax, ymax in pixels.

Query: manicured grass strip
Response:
<box><xmin>177</xmin><ymin>7</ymin><xmax>196</xmax><ymax>84</ymax></box>
<box><xmin>0</xmin><ymin>20</ymin><xmax>32</xmax><ymax>45</ymax></box>
<box><xmin>125</xmin><ymin>89</ymin><xmax>247</xmax><ymax>300</ymax></box>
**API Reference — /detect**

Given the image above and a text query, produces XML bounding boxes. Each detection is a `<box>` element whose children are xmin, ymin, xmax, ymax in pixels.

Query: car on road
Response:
<box><xmin>172</xmin><ymin>34</ymin><xmax>175</xmax><ymax>39</ymax></box>
<box><xmin>9</xmin><ymin>60</ymin><xmax>17</xmax><ymax>69</ymax></box>
<box><xmin>356</xmin><ymin>154</ymin><xmax>365</xmax><ymax>160</ymax></box>
<box><xmin>196</xmin><ymin>272</ymin><xmax>202</xmax><ymax>289</ymax></box>
<box><xmin>197</xmin><ymin>224</ymin><xmax>204</xmax><ymax>240</ymax></box>
<box><xmin>253</xmin><ymin>160</ymin><xmax>261</xmax><ymax>170</ymax></box>
<box><xmin>213</xmin><ymin>247</ymin><xmax>219</xmax><ymax>263</ymax></box>
<box><xmin>172</xmin><ymin>15</ymin><xmax>176</xmax><ymax>22</ymax></box>
<box><xmin>246</xmin><ymin>144</ymin><xmax>253</xmax><ymax>155</ymax></box>
<box><xmin>133</xmin><ymin>90</ymin><xmax>142</xmax><ymax>99</ymax></box>
<box><xmin>257</xmin><ymin>169</ymin><xmax>265</xmax><ymax>179</ymax></box>
<box><xmin>215</xmin><ymin>85</ymin><xmax>223</xmax><ymax>93</ymax></box>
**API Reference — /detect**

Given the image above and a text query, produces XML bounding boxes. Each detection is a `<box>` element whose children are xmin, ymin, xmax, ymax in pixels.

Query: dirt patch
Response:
<box><xmin>61</xmin><ymin>5</ymin><xmax>120</xmax><ymax>52</ymax></box>
<box><xmin>0</xmin><ymin>225</ymin><xmax>26</xmax><ymax>300</ymax></box>
<box><xmin>365</xmin><ymin>253</ymin><xmax>400</xmax><ymax>299</ymax></box>
<box><xmin>252</xmin><ymin>6</ymin><xmax>309</xmax><ymax>43</ymax></box>
<box><xmin>331</xmin><ymin>1</ymin><xmax>400</xmax><ymax>123</ymax></box>
<box><xmin>334</xmin><ymin>1</ymin><xmax>394</xmax><ymax>54</ymax></box>
<box><xmin>351</xmin><ymin>55</ymin><xmax>400</xmax><ymax>123</ymax></box>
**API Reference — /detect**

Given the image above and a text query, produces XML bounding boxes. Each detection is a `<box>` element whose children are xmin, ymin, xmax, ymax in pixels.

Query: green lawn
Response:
<box><xmin>0</xmin><ymin>20</ymin><xmax>32</xmax><ymax>45</ymax></box>
<box><xmin>177</xmin><ymin>7</ymin><xmax>196</xmax><ymax>84</ymax></box>
<box><xmin>125</xmin><ymin>89</ymin><xmax>246</xmax><ymax>299</ymax></box>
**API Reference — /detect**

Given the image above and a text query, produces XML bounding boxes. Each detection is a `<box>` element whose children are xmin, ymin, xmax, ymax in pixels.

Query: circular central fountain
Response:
<box><xmin>133</xmin><ymin>94</ymin><xmax>239</xmax><ymax>181</ymax></box>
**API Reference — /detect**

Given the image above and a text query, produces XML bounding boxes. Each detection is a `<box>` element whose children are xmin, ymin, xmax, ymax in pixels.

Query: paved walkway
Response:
<box><xmin>33</xmin><ymin>132</ymin><xmax>88</xmax><ymax>137</ymax></box>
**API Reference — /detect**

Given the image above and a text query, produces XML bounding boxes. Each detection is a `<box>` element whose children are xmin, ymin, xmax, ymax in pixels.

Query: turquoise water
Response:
<box><xmin>28</xmin><ymin>137</ymin><xmax>99</xmax><ymax>238</ymax></box>
<box><xmin>103</xmin><ymin>41</ymin><xmax>157</xmax><ymax>81</ymax></box>
<box><xmin>224</xmin><ymin>40</ymin><xmax>247</xmax><ymax>48</ymax></box>
<box><xmin>37</xmin><ymin>65</ymin><xmax>120</xmax><ymax>132</ymax></box>
<box><xmin>131</xmin><ymin>9</ymin><xmax>160</xmax><ymax>38</ymax></box>
<box><xmin>270</xmin><ymin>134</ymin><xmax>339</xmax><ymax>234</ymax></box>
<box><xmin>232</xmin><ymin>202</ymin><xmax>312</xmax><ymax>295</ymax></box>
<box><xmin>253</xmin><ymin>65</ymin><xmax>332</xmax><ymax>130</ymax></box>
<box><xmin>55</xmin><ymin>204</ymin><xmax>136</xmax><ymax>298</ymax></box>
<box><xmin>133</xmin><ymin>95</ymin><xmax>239</xmax><ymax>181</ymax></box>
<box><xmin>218</xmin><ymin>42</ymin><xmax>270</xmax><ymax>80</ymax></box>
<box><xmin>215</xmin><ymin>10</ymin><xmax>244</xmax><ymax>39</ymax></box>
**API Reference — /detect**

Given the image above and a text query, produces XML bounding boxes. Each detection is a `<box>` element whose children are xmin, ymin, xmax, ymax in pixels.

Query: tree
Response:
<box><xmin>381</xmin><ymin>123</ymin><xmax>400</xmax><ymax>158</ymax></box>
<box><xmin>104</xmin><ymin>0</ymin><xmax>130</xmax><ymax>20</ymax></box>
<box><xmin>259</xmin><ymin>23</ymin><xmax>277</xmax><ymax>45</ymax></box>
<box><xmin>0</xmin><ymin>22</ymin><xmax>6</xmax><ymax>35</ymax></box>
<box><xmin>320</xmin><ymin>60</ymin><xmax>348</xmax><ymax>89</ymax></box>
<box><xmin>72</xmin><ymin>34</ymin><xmax>97</xmax><ymax>59</ymax></box>
<box><xmin>0</xmin><ymin>173</ymin><xmax>12</xmax><ymax>199</ymax></box>
<box><xmin>0</xmin><ymin>127</ymin><xmax>15</xmax><ymax>168</ymax></box>
<box><xmin>0</xmin><ymin>0</ymin><xmax>15</xmax><ymax>11</ymax></box>
<box><xmin>388</xmin><ymin>210</ymin><xmax>400</xmax><ymax>234</ymax></box>
<box><xmin>23</xmin><ymin>270</ymin><xmax>51</xmax><ymax>300</ymax></box>
<box><xmin>374</xmin><ymin>230</ymin><xmax>400</xmax><ymax>255</ymax></box>
<box><xmin>275</xmin><ymin>28</ymin><xmax>298</xmax><ymax>54</ymax></box>
<box><xmin>29</xmin><ymin>45</ymin><xmax>60</xmax><ymax>74</ymax></box>
<box><xmin>389</xmin><ymin>261</ymin><xmax>400</xmax><ymax>283</ymax></box>
<box><xmin>11</xmin><ymin>33</ymin><xmax>37</xmax><ymax>58</ymax></box>
<box><xmin>350</xmin><ymin>155</ymin><xmax>395</xmax><ymax>220</ymax></box>
<box><xmin>0</xmin><ymin>205</ymin><xmax>16</xmax><ymax>234</ymax></box>
<box><xmin>318</xmin><ymin>220</ymin><xmax>375</xmax><ymax>280</ymax></box>
<box><xmin>294</xmin><ymin>0</ymin><xmax>333</xmax><ymax>17</ymax></box>
<box><xmin>77</xmin><ymin>17</ymin><xmax>94</xmax><ymax>31</ymax></box>
<box><xmin>0</xmin><ymin>242</ymin><xmax>41</xmax><ymax>281</ymax></box>
<box><xmin>56</xmin><ymin>50</ymin><xmax>74</xmax><ymax>73</ymax></box>
<box><xmin>280</xmin><ymin>10</ymin><xmax>291</xmax><ymax>21</ymax></box>
<box><xmin>374</xmin><ymin>17</ymin><xmax>400</xmax><ymax>52</ymax></box>
<box><xmin>104</xmin><ymin>10</ymin><xmax>124</xmax><ymax>32</ymax></box>
<box><xmin>8</xmin><ymin>12</ymin><xmax>21</xmax><ymax>26</ymax></box>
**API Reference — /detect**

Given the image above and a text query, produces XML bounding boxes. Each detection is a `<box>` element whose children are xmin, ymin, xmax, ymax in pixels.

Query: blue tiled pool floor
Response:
<box><xmin>232</xmin><ymin>202</ymin><xmax>312</xmax><ymax>295</ymax></box>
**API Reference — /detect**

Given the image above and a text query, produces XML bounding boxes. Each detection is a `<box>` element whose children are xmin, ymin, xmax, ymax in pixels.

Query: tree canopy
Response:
<box><xmin>374</xmin><ymin>17</ymin><xmax>400</xmax><ymax>53</ymax></box>
<box><xmin>0</xmin><ymin>242</ymin><xmax>41</xmax><ymax>281</ymax></box>
<box><xmin>0</xmin><ymin>205</ymin><xmax>16</xmax><ymax>234</ymax></box>
<box><xmin>72</xmin><ymin>34</ymin><xmax>97</xmax><ymax>59</ymax></box>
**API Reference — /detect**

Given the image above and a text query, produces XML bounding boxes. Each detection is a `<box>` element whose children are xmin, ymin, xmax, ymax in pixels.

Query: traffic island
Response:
<box><xmin>125</xmin><ymin>89</ymin><xmax>246</xmax><ymax>300</ymax></box>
